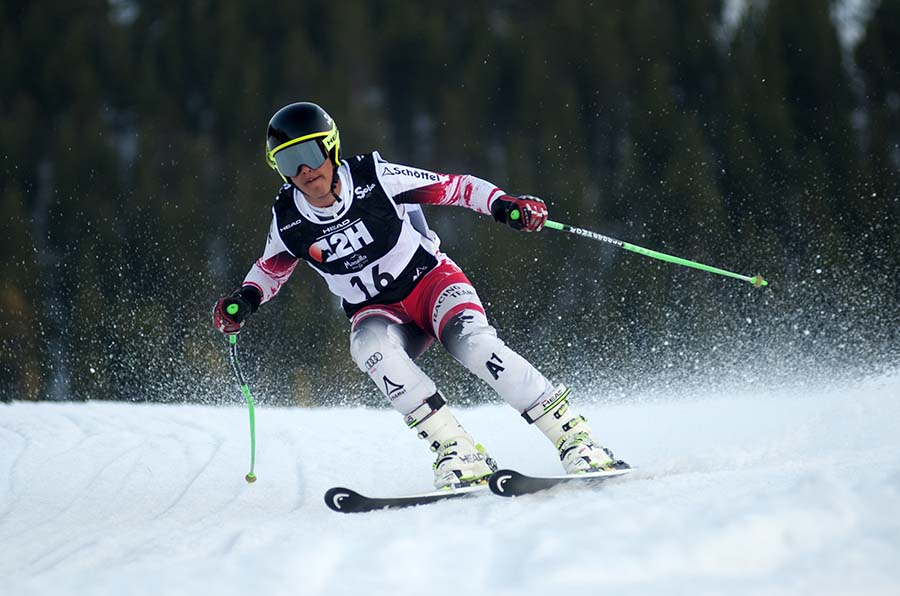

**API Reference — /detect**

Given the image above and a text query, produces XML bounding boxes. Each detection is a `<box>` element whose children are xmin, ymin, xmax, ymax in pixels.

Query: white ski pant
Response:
<box><xmin>348</xmin><ymin>259</ymin><xmax>554</xmax><ymax>415</ymax></box>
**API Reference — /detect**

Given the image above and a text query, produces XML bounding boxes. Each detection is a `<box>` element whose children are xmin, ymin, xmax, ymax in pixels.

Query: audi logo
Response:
<box><xmin>365</xmin><ymin>352</ymin><xmax>383</xmax><ymax>369</ymax></box>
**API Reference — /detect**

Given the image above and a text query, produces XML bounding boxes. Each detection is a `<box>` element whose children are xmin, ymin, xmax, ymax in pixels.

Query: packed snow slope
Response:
<box><xmin>2</xmin><ymin>373</ymin><xmax>899</xmax><ymax>596</ymax></box>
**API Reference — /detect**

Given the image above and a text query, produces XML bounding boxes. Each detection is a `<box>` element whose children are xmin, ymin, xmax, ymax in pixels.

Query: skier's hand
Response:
<box><xmin>212</xmin><ymin>287</ymin><xmax>262</xmax><ymax>335</ymax></box>
<box><xmin>490</xmin><ymin>194</ymin><xmax>548</xmax><ymax>232</ymax></box>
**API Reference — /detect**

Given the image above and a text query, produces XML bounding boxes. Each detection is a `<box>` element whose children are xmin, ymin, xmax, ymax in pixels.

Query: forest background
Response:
<box><xmin>2</xmin><ymin>0</ymin><xmax>898</xmax><ymax>405</ymax></box>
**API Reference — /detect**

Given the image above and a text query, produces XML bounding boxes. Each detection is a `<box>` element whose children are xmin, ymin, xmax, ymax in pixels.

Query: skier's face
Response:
<box><xmin>291</xmin><ymin>158</ymin><xmax>336</xmax><ymax>206</ymax></box>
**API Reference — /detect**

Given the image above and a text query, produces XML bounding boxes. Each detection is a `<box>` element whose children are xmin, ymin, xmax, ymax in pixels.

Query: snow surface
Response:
<box><xmin>2</xmin><ymin>373</ymin><xmax>900</xmax><ymax>596</ymax></box>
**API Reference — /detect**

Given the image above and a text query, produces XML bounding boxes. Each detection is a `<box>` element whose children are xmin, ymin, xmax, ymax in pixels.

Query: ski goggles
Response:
<box><xmin>266</xmin><ymin>125</ymin><xmax>339</xmax><ymax>179</ymax></box>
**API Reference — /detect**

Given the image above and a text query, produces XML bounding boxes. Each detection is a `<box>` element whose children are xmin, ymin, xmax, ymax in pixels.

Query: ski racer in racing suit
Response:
<box><xmin>213</xmin><ymin>102</ymin><xmax>628</xmax><ymax>488</ymax></box>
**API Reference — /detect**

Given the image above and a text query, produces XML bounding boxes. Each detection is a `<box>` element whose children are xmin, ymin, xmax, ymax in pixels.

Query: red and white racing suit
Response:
<box><xmin>242</xmin><ymin>152</ymin><xmax>555</xmax><ymax>414</ymax></box>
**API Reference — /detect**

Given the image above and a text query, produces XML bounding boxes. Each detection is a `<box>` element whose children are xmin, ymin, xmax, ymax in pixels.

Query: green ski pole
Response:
<box><xmin>226</xmin><ymin>304</ymin><xmax>257</xmax><ymax>483</ymax></box>
<box><xmin>535</xmin><ymin>217</ymin><xmax>768</xmax><ymax>287</ymax></box>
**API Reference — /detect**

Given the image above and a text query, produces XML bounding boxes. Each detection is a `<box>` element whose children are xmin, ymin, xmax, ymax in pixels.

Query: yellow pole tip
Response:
<box><xmin>245</xmin><ymin>473</ymin><xmax>257</xmax><ymax>483</ymax></box>
<box><xmin>752</xmin><ymin>275</ymin><xmax>766</xmax><ymax>287</ymax></box>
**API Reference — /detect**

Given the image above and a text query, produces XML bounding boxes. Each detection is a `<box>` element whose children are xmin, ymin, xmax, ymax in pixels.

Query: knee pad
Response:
<box><xmin>440</xmin><ymin>310</ymin><xmax>503</xmax><ymax>367</ymax></box>
<box><xmin>440</xmin><ymin>309</ymin><xmax>554</xmax><ymax>411</ymax></box>
<box><xmin>350</xmin><ymin>324</ymin><xmax>405</xmax><ymax>374</ymax></box>
<box><xmin>349</xmin><ymin>319</ymin><xmax>437</xmax><ymax>412</ymax></box>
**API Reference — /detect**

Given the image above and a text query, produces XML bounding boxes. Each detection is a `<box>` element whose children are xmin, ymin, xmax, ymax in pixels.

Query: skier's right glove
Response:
<box><xmin>213</xmin><ymin>286</ymin><xmax>262</xmax><ymax>335</ymax></box>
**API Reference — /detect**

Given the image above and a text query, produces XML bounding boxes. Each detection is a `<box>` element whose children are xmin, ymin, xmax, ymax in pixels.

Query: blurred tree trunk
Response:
<box><xmin>30</xmin><ymin>160</ymin><xmax>70</xmax><ymax>401</ymax></box>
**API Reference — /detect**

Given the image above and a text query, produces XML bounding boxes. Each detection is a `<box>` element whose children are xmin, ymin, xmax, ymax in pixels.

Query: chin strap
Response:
<box><xmin>330</xmin><ymin>161</ymin><xmax>342</xmax><ymax>202</ymax></box>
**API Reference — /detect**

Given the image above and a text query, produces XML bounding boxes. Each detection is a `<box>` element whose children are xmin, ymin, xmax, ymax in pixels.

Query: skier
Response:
<box><xmin>213</xmin><ymin>102</ymin><xmax>628</xmax><ymax>489</ymax></box>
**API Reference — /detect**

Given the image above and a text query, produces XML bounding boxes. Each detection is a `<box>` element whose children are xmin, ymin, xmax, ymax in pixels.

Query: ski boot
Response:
<box><xmin>523</xmin><ymin>385</ymin><xmax>630</xmax><ymax>474</ymax></box>
<box><xmin>405</xmin><ymin>392</ymin><xmax>498</xmax><ymax>489</ymax></box>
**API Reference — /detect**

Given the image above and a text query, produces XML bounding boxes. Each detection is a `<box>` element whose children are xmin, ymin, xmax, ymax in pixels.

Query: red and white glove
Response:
<box><xmin>212</xmin><ymin>287</ymin><xmax>262</xmax><ymax>334</ymax></box>
<box><xmin>490</xmin><ymin>194</ymin><xmax>548</xmax><ymax>232</ymax></box>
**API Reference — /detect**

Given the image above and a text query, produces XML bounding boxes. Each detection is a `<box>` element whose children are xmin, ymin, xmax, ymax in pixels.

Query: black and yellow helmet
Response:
<box><xmin>265</xmin><ymin>102</ymin><xmax>341</xmax><ymax>182</ymax></box>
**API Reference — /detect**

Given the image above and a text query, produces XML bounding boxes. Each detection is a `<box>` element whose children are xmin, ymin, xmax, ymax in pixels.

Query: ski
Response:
<box><xmin>324</xmin><ymin>483</ymin><xmax>489</xmax><ymax>513</ymax></box>
<box><xmin>324</xmin><ymin>467</ymin><xmax>634</xmax><ymax>512</ymax></box>
<box><xmin>488</xmin><ymin>467</ymin><xmax>634</xmax><ymax>497</ymax></box>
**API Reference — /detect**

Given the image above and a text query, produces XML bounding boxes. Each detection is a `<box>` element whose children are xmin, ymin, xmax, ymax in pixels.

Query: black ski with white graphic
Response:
<box><xmin>489</xmin><ymin>467</ymin><xmax>634</xmax><ymax>497</ymax></box>
<box><xmin>324</xmin><ymin>483</ymin><xmax>488</xmax><ymax>513</ymax></box>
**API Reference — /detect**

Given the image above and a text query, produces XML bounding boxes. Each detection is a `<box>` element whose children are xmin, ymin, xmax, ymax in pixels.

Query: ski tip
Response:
<box><xmin>324</xmin><ymin>487</ymin><xmax>363</xmax><ymax>513</ymax></box>
<box><xmin>488</xmin><ymin>469</ymin><xmax>524</xmax><ymax>497</ymax></box>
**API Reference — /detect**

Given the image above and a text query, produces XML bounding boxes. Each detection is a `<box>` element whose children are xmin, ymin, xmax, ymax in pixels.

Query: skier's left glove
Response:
<box><xmin>490</xmin><ymin>194</ymin><xmax>548</xmax><ymax>232</ymax></box>
<box><xmin>213</xmin><ymin>286</ymin><xmax>262</xmax><ymax>335</ymax></box>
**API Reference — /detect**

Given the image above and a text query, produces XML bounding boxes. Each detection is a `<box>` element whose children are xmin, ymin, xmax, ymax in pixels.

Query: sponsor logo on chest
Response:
<box><xmin>354</xmin><ymin>183</ymin><xmax>376</xmax><ymax>200</ymax></box>
<box><xmin>308</xmin><ymin>218</ymin><xmax>375</xmax><ymax>263</ymax></box>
